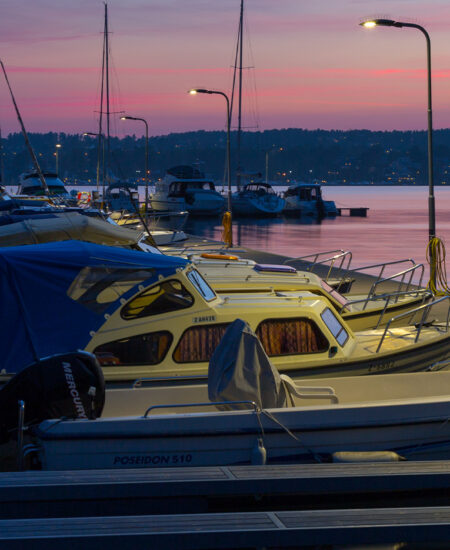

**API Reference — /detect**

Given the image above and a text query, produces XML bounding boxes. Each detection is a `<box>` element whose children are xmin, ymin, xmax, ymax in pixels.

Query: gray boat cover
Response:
<box><xmin>208</xmin><ymin>318</ymin><xmax>287</xmax><ymax>410</ymax></box>
<box><xmin>0</xmin><ymin>212</ymin><xmax>146</xmax><ymax>248</ymax></box>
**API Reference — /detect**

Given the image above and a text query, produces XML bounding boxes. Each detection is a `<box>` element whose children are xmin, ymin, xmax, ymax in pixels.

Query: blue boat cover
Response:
<box><xmin>0</xmin><ymin>240</ymin><xmax>188</xmax><ymax>374</ymax></box>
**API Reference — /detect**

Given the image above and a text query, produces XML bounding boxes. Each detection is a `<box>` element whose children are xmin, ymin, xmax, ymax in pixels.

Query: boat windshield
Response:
<box><xmin>185</xmin><ymin>181</ymin><xmax>215</xmax><ymax>191</ymax></box>
<box><xmin>67</xmin><ymin>267</ymin><xmax>156</xmax><ymax>315</ymax></box>
<box><xmin>321</xmin><ymin>307</ymin><xmax>349</xmax><ymax>347</ymax></box>
<box><xmin>187</xmin><ymin>269</ymin><xmax>216</xmax><ymax>301</ymax></box>
<box><xmin>245</xmin><ymin>184</ymin><xmax>274</xmax><ymax>195</ymax></box>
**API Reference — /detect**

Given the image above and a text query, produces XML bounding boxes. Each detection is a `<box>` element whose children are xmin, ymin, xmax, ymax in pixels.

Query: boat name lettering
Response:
<box><xmin>62</xmin><ymin>362</ymin><xmax>88</xmax><ymax>419</ymax></box>
<box><xmin>192</xmin><ymin>315</ymin><xmax>216</xmax><ymax>323</ymax></box>
<box><xmin>368</xmin><ymin>361</ymin><xmax>395</xmax><ymax>374</ymax></box>
<box><xmin>113</xmin><ymin>454</ymin><xmax>193</xmax><ymax>466</ymax></box>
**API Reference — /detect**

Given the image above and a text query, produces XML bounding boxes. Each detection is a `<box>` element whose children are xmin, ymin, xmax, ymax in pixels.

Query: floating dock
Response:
<box><xmin>337</xmin><ymin>206</ymin><xmax>369</xmax><ymax>216</ymax></box>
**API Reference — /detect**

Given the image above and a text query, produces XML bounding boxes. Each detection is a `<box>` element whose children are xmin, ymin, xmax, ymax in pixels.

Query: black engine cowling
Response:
<box><xmin>0</xmin><ymin>351</ymin><xmax>105</xmax><ymax>443</ymax></box>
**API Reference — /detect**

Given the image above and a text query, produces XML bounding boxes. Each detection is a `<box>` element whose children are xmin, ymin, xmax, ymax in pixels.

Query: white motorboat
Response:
<box><xmin>17</xmin><ymin>170</ymin><xmax>73</xmax><ymax>203</ymax></box>
<box><xmin>150</xmin><ymin>165</ymin><xmax>225</xmax><ymax>216</ymax></box>
<box><xmin>231</xmin><ymin>183</ymin><xmax>285</xmax><ymax>216</ymax></box>
<box><xmin>283</xmin><ymin>183</ymin><xmax>338</xmax><ymax>217</ymax></box>
<box><xmin>34</xmin><ymin>370</ymin><xmax>450</xmax><ymax>470</ymax></box>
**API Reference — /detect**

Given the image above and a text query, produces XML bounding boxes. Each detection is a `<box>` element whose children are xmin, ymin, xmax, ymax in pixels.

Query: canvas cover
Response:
<box><xmin>208</xmin><ymin>318</ymin><xmax>287</xmax><ymax>410</ymax></box>
<box><xmin>0</xmin><ymin>212</ymin><xmax>144</xmax><ymax>248</ymax></box>
<box><xmin>0</xmin><ymin>240</ymin><xmax>187</xmax><ymax>375</ymax></box>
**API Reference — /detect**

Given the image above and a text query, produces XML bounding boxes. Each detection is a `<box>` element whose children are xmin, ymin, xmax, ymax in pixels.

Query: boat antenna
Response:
<box><xmin>0</xmin><ymin>60</ymin><xmax>49</xmax><ymax>193</ymax></box>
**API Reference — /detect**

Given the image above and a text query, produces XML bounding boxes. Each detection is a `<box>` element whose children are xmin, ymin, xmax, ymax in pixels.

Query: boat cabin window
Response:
<box><xmin>121</xmin><ymin>279</ymin><xmax>194</xmax><ymax>320</ymax></box>
<box><xmin>321</xmin><ymin>307</ymin><xmax>349</xmax><ymax>347</ymax></box>
<box><xmin>256</xmin><ymin>318</ymin><xmax>329</xmax><ymax>356</ymax></box>
<box><xmin>173</xmin><ymin>323</ymin><xmax>230</xmax><ymax>363</ymax></box>
<box><xmin>67</xmin><ymin>267</ymin><xmax>156</xmax><ymax>315</ymax></box>
<box><xmin>187</xmin><ymin>269</ymin><xmax>216</xmax><ymax>301</ymax></box>
<box><xmin>186</xmin><ymin>181</ymin><xmax>215</xmax><ymax>191</ymax></box>
<box><xmin>94</xmin><ymin>330</ymin><xmax>172</xmax><ymax>366</ymax></box>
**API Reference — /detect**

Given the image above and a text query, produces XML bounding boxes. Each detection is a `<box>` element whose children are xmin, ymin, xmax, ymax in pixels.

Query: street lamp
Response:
<box><xmin>360</xmin><ymin>18</ymin><xmax>435</xmax><ymax>243</ymax></box>
<box><xmin>121</xmin><ymin>115</ymin><xmax>149</xmax><ymax>225</ymax></box>
<box><xmin>188</xmin><ymin>88</ymin><xmax>232</xmax><ymax>210</ymax></box>
<box><xmin>265</xmin><ymin>147</ymin><xmax>283</xmax><ymax>184</ymax></box>
<box><xmin>55</xmin><ymin>143</ymin><xmax>62</xmax><ymax>176</ymax></box>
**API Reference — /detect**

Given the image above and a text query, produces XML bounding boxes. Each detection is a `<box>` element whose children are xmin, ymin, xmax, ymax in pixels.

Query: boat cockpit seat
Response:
<box><xmin>280</xmin><ymin>374</ymin><xmax>338</xmax><ymax>406</ymax></box>
<box><xmin>0</xmin><ymin>351</ymin><xmax>105</xmax><ymax>443</ymax></box>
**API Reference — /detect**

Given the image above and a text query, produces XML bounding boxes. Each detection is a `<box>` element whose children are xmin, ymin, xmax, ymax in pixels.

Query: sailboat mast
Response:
<box><xmin>236</xmin><ymin>0</ymin><xmax>244</xmax><ymax>192</ymax></box>
<box><xmin>104</xmin><ymin>2</ymin><xmax>111</xmax><ymax>186</ymax></box>
<box><xmin>0</xmin><ymin>60</ymin><xmax>48</xmax><ymax>193</ymax></box>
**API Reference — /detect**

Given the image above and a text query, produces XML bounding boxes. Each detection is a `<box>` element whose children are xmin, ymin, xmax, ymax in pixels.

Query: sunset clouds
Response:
<box><xmin>1</xmin><ymin>0</ymin><xmax>450</xmax><ymax>136</ymax></box>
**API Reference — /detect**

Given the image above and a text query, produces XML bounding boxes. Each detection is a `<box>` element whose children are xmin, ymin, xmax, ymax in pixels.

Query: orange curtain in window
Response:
<box><xmin>256</xmin><ymin>318</ymin><xmax>328</xmax><ymax>356</ymax></box>
<box><xmin>174</xmin><ymin>324</ymin><xmax>229</xmax><ymax>363</ymax></box>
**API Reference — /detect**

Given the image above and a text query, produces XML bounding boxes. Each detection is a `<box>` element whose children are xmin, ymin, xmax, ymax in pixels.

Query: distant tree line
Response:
<box><xmin>1</xmin><ymin>128</ymin><xmax>450</xmax><ymax>186</ymax></box>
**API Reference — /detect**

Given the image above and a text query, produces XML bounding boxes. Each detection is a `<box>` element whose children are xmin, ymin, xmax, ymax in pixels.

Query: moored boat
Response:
<box><xmin>150</xmin><ymin>165</ymin><xmax>225</xmax><ymax>216</ymax></box>
<box><xmin>283</xmin><ymin>183</ymin><xmax>337</xmax><ymax>217</ymax></box>
<box><xmin>1</xmin><ymin>241</ymin><xmax>449</xmax><ymax>397</ymax></box>
<box><xmin>231</xmin><ymin>182</ymin><xmax>285</xmax><ymax>216</ymax></box>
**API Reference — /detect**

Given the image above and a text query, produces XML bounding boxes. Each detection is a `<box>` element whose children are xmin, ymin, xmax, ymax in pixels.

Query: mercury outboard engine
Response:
<box><xmin>0</xmin><ymin>351</ymin><xmax>105</xmax><ymax>443</ymax></box>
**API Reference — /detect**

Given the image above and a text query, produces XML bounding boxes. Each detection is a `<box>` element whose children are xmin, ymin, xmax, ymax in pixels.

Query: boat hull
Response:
<box><xmin>36</xmin><ymin>372</ymin><xmax>450</xmax><ymax>469</ymax></box>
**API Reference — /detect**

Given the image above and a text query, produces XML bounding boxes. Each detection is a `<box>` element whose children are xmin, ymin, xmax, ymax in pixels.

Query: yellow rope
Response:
<box><xmin>222</xmin><ymin>210</ymin><xmax>233</xmax><ymax>248</ymax></box>
<box><xmin>426</xmin><ymin>236</ymin><xmax>450</xmax><ymax>295</ymax></box>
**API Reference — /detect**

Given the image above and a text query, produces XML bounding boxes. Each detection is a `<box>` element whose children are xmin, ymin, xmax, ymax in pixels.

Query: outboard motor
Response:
<box><xmin>208</xmin><ymin>318</ymin><xmax>287</xmax><ymax>410</ymax></box>
<box><xmin>0</xmin><ymin>351</ymin><xmax>105</xmax><ymax>443</ymax></box>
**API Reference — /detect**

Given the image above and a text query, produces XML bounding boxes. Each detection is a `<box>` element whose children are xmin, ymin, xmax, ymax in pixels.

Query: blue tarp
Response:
<box><xmin>0</xmin><ymin>240</ymin><xmax>187</xmax><ymax>374</ymax></box>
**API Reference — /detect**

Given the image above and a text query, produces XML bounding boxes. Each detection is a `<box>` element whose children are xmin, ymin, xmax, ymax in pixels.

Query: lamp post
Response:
<box><xmin>121</xmin><ymin>115</ymin><xmax>149</xmax><ymax>225</ymax></box>
<box><xmin>360</xmin><ymin>18</ymin><xmax>435</xmax><ymax>243</ymax></box>
<box><xmin>265</xmin><ymin>147</ymin><xmax>283</xmax><ymax>184</ymax></box>
<box><xmin>188</xmin><ymin>89</ymin><xmax>232</xmax><ymax>215</ymax></box>
<box><xmin>55</xmin><ymin>143</ymin><xmax>62</xmax><ymax>176</ymax></box>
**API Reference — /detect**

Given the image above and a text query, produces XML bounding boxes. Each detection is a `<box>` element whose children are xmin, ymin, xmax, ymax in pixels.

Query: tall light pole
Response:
<box><xmin>265</xmin><ymin>147</ymin><xmax>283</xmax><ymax>184</ymax></box>
<box><xmin>121</xmin><ymin>115</ymin><xmax>149</xmax><ymax>225</ymax></box>
<box><xmin>188</xmin><ymin>88</ymin><xmax>232</xmax><ymax>214</ymax></box>
<box><xmin>55</xmin><ymin>143</ymin><xmax>61</xmax><ymax>175</ymax></box>
<box><xmin>360</xmin><ymin>18</ymin><xmax>435</xmax><ymax>243</ymax></box>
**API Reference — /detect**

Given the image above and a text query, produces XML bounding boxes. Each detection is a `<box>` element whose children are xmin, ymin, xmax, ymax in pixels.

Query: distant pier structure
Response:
<box><xmin>337</xmin><ymin>206</ymin><xmax>369</xmax><ymax>217</ymax></box>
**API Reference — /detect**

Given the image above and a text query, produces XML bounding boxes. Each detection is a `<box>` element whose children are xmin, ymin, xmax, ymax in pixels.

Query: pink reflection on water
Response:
<box><xmin>187</xmin><ymin>186</ymin><xmax>450</xmax><ymax>281</ymax></box>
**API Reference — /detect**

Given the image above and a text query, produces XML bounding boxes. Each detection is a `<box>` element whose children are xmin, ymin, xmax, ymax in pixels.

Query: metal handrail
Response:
<box><xmin>351</xmin><ymin>258</ymin><xmax>415</xmax><ymax>282</ymax></box>
<box><xmin>132</xmin><ymin>375</ymin><xmax>207</xmax><ymax>388</ymax></box>
<box><xmin>375</xmin><ymin>295</ymin><xmax>450</xmax><ymax>353</ymax></box>
<box><xmin>367</xmin><ymin>263</ymin><xmax>425</xmax><ymax>299</ymax></box>
<box><xmin>144</xmin><ymin>400</ymin><xmax>258</xmax><ymax>417</ymax></box>
<box><xmin>283</xmin><ymin>249</ymin><xmax>353</xmax><ymax>285</ymax></box>
<box><xmin>339</xmin><ymin>289</ymin><xmax>432</xmax><ymax>329</ymax></box>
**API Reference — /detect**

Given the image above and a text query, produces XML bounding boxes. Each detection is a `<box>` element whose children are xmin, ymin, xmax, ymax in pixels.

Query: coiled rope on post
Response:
<box><xmin>222</xmin><ymin>210</ymin><xmax>233</xmax><ymax>248</ymax></box>
<box><xmin>426</xmin><ymin>236</ymin><xmax>450</xmax><ymax>295</ymax></box>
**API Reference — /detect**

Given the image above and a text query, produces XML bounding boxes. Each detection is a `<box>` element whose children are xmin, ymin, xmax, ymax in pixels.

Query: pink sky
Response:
<box><xmin>1</xmin><ymin>0</ymin><xmax>450</xmax><ymax>137</ymax></box>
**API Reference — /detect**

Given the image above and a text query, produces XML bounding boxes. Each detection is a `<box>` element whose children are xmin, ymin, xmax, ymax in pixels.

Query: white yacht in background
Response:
<box><xmin>283</xmin><ymin>183</ymin><xmax>338</xmax><ymax>217</ymax></box>
<box><xmin>17</xmin><ymin>170</ymin><xmax>72</xmax><ymax>202</ymax></box>
<box><xmin>231</xmin><ymin>182</ymin><xmax>285</xmax><ymax>216</ymax></box>
<box><xmin>150</xmin><ymin>165</ymin><xmax>225</xmax><ymax>216</ymax></box>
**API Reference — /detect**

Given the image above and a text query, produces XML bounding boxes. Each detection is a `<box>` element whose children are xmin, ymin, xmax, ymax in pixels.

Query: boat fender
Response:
<box><xmin>332</xmin><ymin>451</ymin><xmax>406</xmax><ymax>463</ymax></box>
<box><xmin>251</xmin><ymin>438</ymin><xmax>267</xmax><ymax>465</ymax></box>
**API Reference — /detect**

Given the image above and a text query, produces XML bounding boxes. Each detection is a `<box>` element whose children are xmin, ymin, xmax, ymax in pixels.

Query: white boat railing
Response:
<box><xmin>365</xmin><ymin>263</ymin><xmax>425</xmax><ymax>298</ymax></box>
<box><xmin>376</xmin><ymin>295</ymin><xmax>450</xmax><ymax>353</ymax></box>
<box><xmin>339</xmin><ymin>289</ymin><xmax>433</xmax><ymax>329</ymax></box>
<box><xmin>144</xmin><ymin>400</ymin><xmax>259</xmax><ymax>416</ymax></box>
<box><xmin>283</xmin><ymin>249</ymin><xmax>353</xmax><ymax>287</ymax></box>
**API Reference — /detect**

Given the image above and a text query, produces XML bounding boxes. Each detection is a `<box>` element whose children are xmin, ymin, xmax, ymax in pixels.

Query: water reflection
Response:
<box><xmin>185</xmin><ymin>187</ymin><xmax>450</xmax><ymax>279</ymax></box>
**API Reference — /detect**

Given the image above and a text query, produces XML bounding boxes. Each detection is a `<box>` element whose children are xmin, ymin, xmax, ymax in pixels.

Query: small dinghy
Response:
<box><xmin>28</xmin><ymin>321</ymin><xmax>450</xmax><ymax>471</ymax></box>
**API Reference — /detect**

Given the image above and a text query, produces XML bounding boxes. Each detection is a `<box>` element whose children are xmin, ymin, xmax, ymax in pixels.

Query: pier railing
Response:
<box><xmin>376</xmin><ymin>295</ymin><xmax>450</xmax><ymax>353</ymax></box>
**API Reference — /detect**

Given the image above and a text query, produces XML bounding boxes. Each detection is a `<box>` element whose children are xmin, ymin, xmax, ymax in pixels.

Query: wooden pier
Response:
<box><xmin>1</xmin><ymin>506</ymin><xmax>450</xmax><ymax>549</ymax></box>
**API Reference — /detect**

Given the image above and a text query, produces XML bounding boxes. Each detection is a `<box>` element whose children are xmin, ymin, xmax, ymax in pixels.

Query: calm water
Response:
<box><xmin>185</xmin><ymin>186</ymin><xmax>450</xmax><ymax>280</ymax></box>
